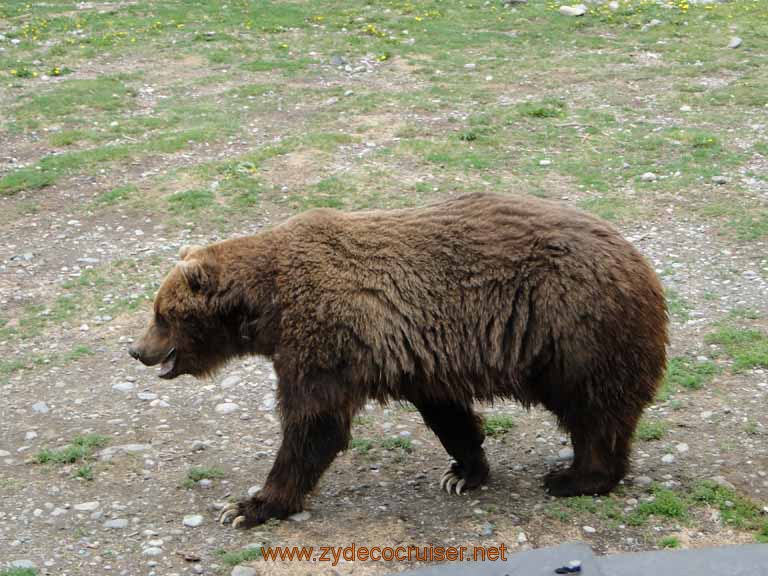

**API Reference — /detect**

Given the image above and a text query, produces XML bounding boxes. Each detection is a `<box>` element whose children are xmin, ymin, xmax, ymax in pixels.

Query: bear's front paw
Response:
<box><xmin>219</xmin><ymin>496</ymin><xmax>295</xmax><ymax>529</ymax></box>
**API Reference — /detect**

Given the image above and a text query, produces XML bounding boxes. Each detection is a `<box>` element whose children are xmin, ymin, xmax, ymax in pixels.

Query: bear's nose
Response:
<box><xmin>128</xmin><ymin>346</ymin><xmax>141</xmax><ymax>360</ymax></box>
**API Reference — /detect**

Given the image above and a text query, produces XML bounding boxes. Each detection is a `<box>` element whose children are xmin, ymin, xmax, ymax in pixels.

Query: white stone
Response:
<box><xmin>583</xmin><ymin>525</ymin><xmax>596</xmax><ymax>534</ymax></box>
<box><xmin>675</xmin><ymin>443</ymin><xmax>689</xmax><ymax>453</ymax></box>
<box><xmin>728</xmin><ymin>36</ymin><xmax>742</xmax><ymax>49</ymax></box>
<box><xmin>221</xmin><ymin>375</ymin><xmax>240</xmax><ymax>389</ymax></box>
<box><xmin>74</xmin><ymin>501</ymin><xmax>100</xmax><ymax>512</ymax></box>
<box><xmin>112</xmin><ymin>382</ymin><xmax>135</xmax><ymax>392</ymax></box>
<box><xmin>183</xmin><ymin>514</ymin><xmax>204</xmax><ymax>528</ymax></box>
<box><xmin>32</xmin><ymin>401</ymin><xmax>50</xmax><ymax>414</ymax></box>
<box><xmin>641</xmin><ymin>172</ymin><xmax>657</xmax><ymax>182</ymax></box>
<box><xmin>142</xmin><ymin>547</ymin><xmax>163</xmax><ymax>556</ymax></box>
<box><xmin>104</xmin><ymin>518</ymin><xmax>129</xmax><ymax>529</ymax></box>
<box><xmin>661</xmin><ymin>454</ymin><xmax>676</xmax><ymax>464</ymax></box>
<box><xmin>288</xmin><ymin>511</ymin><xmax>311</xmax><ymax>522</ymax></box>
<box><xmin>138</xmin><ymin>392</ymin><xmax>158</xmax><ymax>401</ymax></box>
<box><xmin>247</xmin><ymin>485</ymin><xmax>262</xmax><ymax>497</ymax></box>
<box><xmin>560</xmin><ymin>4</ymin><xmax>586</xmax><ymax>16</ymax></box>
<box><xmin>216</xmin><ymin>402</ymin><xmax>240</xmax><ymax>415</ymax></box>
<box><xmin>517</xmin><ymin>532</ymin><xmax>528</xmax><ymax>544</ymax></box>
<box><xmin>231</xmin><ymin>566</ymin><xmax>258</xmax><ymax>576</ymax></box>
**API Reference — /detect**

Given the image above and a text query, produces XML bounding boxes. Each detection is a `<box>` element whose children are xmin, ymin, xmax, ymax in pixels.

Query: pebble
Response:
<box><xmin>635</xmin><ymin>476</ymin><xmax>653</xmax><ymax>486</ymax></box>
<box><xmin>661</xmin><ymin>454</ymin><xmax>676</xmax><ymax>464</ymax></box>
<box><xmin>676</xmin><ymin>443</ymin><xmax>689</xmax><ymax>453</ymax></box>
<box><xmin>539</xmin><ymin>159</ymin><xmax>552</xmax><ymax>166</ymax></box>
<box><xmin>583</xmin><ymin>526</ymin><xmax>596</xmax><ymax>534</ymax></box>
<box><xmin>215</xmin><ymin>402</ymin><xmax>240</xmax><ymax>415</ymax></box>
<box><xmin>711</xmin><ymin>175</ymin><xmax>728</xmax><ymax>185</ymax></box>
<box><xmin>74</xmin><ymin>501</ymin><xmax>100</xmax><ymax>512</ymax></box>
<box><xmin>288</xmin><ymin>511</ymin><xmax>311</xmax><ymax>522</ymax></box>
<box><xmin>641</xmin><ymin>172</ymin><xmax>657</xmax><ymax>182</ymax></box>
<box><xmin>641</xmin><ymin>19</ymin><xmax>662</xmax><ymax>32</ymax></box>
<box><xmin>559</xmin><ymin>4</ymin><xmax>586</xmax><ymax>16</ymax></box>
<box><xmin>98</xmin><ymin>444</ymin><xmax>152</xmax><ymax>461</ymax></box>
<box><xmin>220</xmin><ymin>375</ymin><xmax>240</xmax><ymax>389</ymax></box>
<box><xmin>104</xmin><ymin>518</ymin><xmax>129</xmax><ymax>529</ymax></box>
<box><xmin>142</xmin><ymin>547</ymin><xmax>163</xmax><ymax>556</ymax></box>
<box><xmin>112</xmin><ymin>382</ymin><xmax>135</xmax><ymax>392</ymax></box>
<box><xmin>481</xmin><ymin>522</ymin><xmax>495</xmax><ymax>537</ymax></box>
<box><xmin>248</xmin><ymin>485</ymin><xmax>262</xmax><ymax>497</ymax></box>
<box><xmin>10</xmin><ymin>560</ymin><xmax>36</xmax><ymax>569</ymax></box>
<box><xmin>32</xmin><ymin>401</ymin><xmax>50</xmax><ymax>414</ymax></box>
<box><xmin>191</xmin><ymin>440</ymin><xmax>209</xmax><ymax>451</ymax></box>
<box><xmin>558</xmin><ymin>447</ymin><xmax>574</xmax><ymax>461</ymax></box>
<box><xmin>728</xmin><ymin>36</ymin><xmax>742</xmax><ymax>49</ymax></box>
<box><xmin>517</xmin><ymin>532</ymin><xmax>528</xmax><ymax>544</ymax></box>
<box><xmin>183</xmin><ymin>514</ymin><xmax>204</xmax><ymax>528</ymax></box>
<box><xmin>231</xmin><ymin>567</ymin><xmax>258</xmax><ymax>576</ymax></box>
<box><xmin>0</xmin><ymin>450</ymin><xmax>10</xmax><ymax>457</ymax></box>
<box><xmin>701</xmin><ymin>411</ymin><xmax>714</xmax><ymax>419</ymax></box>
<box><xmin>25</xmin><ymin>431</ymin><xmax>38</xmax><ymax>440</ymax></box>
<box><xmin>608</xmin><ymin>0</ymin><xmax>619</xmax><ymax>9</ymax></box>
<box><xmin>138</xmin><ymin>392</ymin><xmax>158</xmax><ymax>401</ymax></box>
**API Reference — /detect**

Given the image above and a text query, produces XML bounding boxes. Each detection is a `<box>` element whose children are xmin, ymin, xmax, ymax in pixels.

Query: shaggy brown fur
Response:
<box><xmin>130</xmin><ymin>192</ymin><xmax>668</xmax><ymax>528</ymax></box>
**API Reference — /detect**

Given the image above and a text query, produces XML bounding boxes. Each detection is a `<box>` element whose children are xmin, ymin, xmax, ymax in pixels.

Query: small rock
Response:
<box><xmin>25</xmin><ymin>431</ymin><xmax>38</xmax><ymax>440</ymax></box>
<box><xmin>608</xmin><ymin>0</ymin><xmax>619</xmax><ymax>10</ymax></box>
<box><xmin>330</xmin><ymin>55</ymin><xmax>346</xmax><ymax>67</ymax></box>
<box><xmin>191</xmin><ymin>440</ymin><xmax>209</xmax><ymax>451</ymax></box>
<box><xmin>640</xmin><ymin>172</ymin><xmax>657</xmax><ymax>182</ymax></box>
<box><xmin>215</xmin><ymin>402</ymin><xmax>240</xmax><ymax>415</ymax></box>
<box><xmin>583</xmin><ymin>525</ymin><xmax>596</xmax><ymax>534</ymax></box>
<box><xmin>198</xmin><ymin>479</ymin><xmax>213</xmax><ymax>488</ymax></box>
<box><xmin>711</xmin><ymin>175</ymin><xmax>728</xmax><ymax>185</ymax></box>
<box><xmin>558</xmin><ymin>447</ymin><xmax>574</xmax><ymax>461</ymax></box>
<box><xmin>675</xmin><ymin>443</ymin><xmax>689</xmax><ymax>453</ymax></box>
<box><xmin>701</xmin><ymin>410</ymin><xmax>714</xmax><ymax>419</ymax></box>
<box><xmin>142</xmin><ymin>547</ymin><xmax>163</xmax><ymax>557</ymax></box>
<box><xmin>220</xmin><ymin>375</ymin><xmax>240</xmax><ymax>389</ymax></box>
<box><xmin>231</xmin><ymin>566</ymin><xmax>258</xmax><ymax>576</ymax></box>
<box><xmin>680</xmin><ymin>105</ymin><xmax>692</xmax><ymax>112</ymax></box>
<box><xmin>32</xmin><ymin>401</ymin><xmax>50</xmax><ymax>414</ymax></box>
<box><xmin>641</xmin><ymin>19</ymin><xmax>662</xmax><ymax>32</ymax></box>
<box><xmin>288</xmin><ymin>511</ymin><xmax>311</xmax><ymax>522</ymax></box>
<box><xmin>0</xmin><ymin>450</ymin><xmax>10</xmax><ymax>457</ymax></box>
<box><xmin>112</xmin><ymin>382</ymin><xmax>135</xmax><ymax>392</ymax></box>
<box><xmin>183</xmin><ymin>514</ymin><xmax>204</xmax><ymax>528</ymax></box>
<box><xmin>481</xmin><ymin>522</ymin><xmax>495</xmax><ymax>536</ymax></box>
<box><xmin>517</xmin><ymin>532</ymin><xmax>528</xmax><ymax>544</ymax></box>
<box><xmin>104</xmin><ymin>518</ymin><xmax>129</xmax><ymax>529</ymax></box>
<box><xmin>661</xmin><ymin>454</ymin><xmax>676</xmax><ymax>464</ymax></box>
<box><xmin>636</xmin><ymin>475</ymin><xmax>653</xmax><ymax>486</ymax></box>
<box><xmin>728</xmin><ymin>36</ymin><xmax>742</xmax><ymax>49</ymax></box>
<box><xmin>74</xmin><ymin>501</ymin><xmax>100</xmax><ymax>512</ymax></box>
<box><xmin>138</xmin><ymin>392</ymin><xmax>158</xmax><ymax>401</ymax></box>
<box><xmin>539</xmin><ymin>159</ymin><xmax>552</xmax><ymax>166</ymax></box>
<box><xmin>248</xmin><ymin>485</ymin><xmax>262</xmax><ymax>497</ymax></box>
<box><xmin>10</xmin><ymin>560</ymin><xmax>36</xmax><ymax>569</ymax></box>
<box><xmin>559</xmin><ymin>4</ymin><xmax>587</xmax><ymax>16</ymax></box>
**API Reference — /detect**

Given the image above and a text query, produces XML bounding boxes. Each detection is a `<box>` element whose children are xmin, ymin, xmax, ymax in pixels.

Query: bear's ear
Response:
<box><xmin>178</xmin><ymin>259</ymin><xmax>217</xmax><ymax>293</ymax></box>
<box><xmin>179</xmin><ymin>244</ymin><xmax>204</xmax><ymax>261</ymax></box>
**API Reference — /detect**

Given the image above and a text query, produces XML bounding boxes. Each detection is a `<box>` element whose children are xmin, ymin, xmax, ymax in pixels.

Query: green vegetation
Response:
<box><xmin>659</xmin><ymin>536</ymin><xmax>680</xmax><ymax>549</ymax></box>
<box><xmin>0</xmin><ymin>569</ymin><xmax>38</xmax><ymax>576</ymax></box>
<box><xmin>635</xmin><ymin>418</ymin><xmax>669</xmax><ymax>441</ymax></box>
<box><xmin>483</xmin><ymin>414</ymin><xmax>515</xmax><ymax>437</ymax></box>
<box><xmin>381</xmin><ymin>437</ymin><xmax>413</xmax><ymax>452</ymax></box>
<box><xmin>657</xmin><ymin>356</ymin><xmax>719</xmax><ymax>401</ymax></box>
<box><xmin>627</xmin><ymin>488</ymin><xmax>689</xmax><ymax>526</ymax></box>
<box><xmin>216</xmin><ymin>546</ymin><xmax>262</xmax><ymax>566</ymax></box>
<box><xmin>705</xmin><ymin>326</ymin><xmax>768</xmax><ymax>371</ymax></box>
<box><xmin>350</xmin><ymin>438</ymin><xmax>373</xmax><ymax>453</ymax></box>
<box><xmin>183</xmin><ymin>466</ymin><xmax>225</xmax><ymax>488</ymax></box>
<box><xmin>34</xmin><ymin>434</ymin><xmax>109</xmax><ymax>465</ymax></box>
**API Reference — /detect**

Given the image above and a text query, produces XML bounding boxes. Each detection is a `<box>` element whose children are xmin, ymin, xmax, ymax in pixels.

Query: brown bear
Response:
<box><xmin>129</xmin><ymin>192</ymin><xmax>668</xmax><ymax>529</ymax></box>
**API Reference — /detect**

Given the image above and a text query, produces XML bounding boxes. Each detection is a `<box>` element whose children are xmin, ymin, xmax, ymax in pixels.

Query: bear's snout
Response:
<box><xmin>128</xmin><ymin>345</ymin><xmax>141</xmax><ymax>360</ymax></box>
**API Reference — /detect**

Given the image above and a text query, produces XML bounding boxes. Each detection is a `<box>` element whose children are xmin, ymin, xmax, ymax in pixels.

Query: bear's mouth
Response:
<box><xmin>158</xmin><ymin>347</ymin><xmax>178</xmax><ymax>379</ymax></box>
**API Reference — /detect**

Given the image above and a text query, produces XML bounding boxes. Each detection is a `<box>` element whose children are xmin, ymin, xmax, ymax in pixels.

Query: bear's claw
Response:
<box><xmin>219</xmin><ymin>503</ymin><xmax>244</xmax><ymax>527</ymax></box>
<box><xmin>440</xmin><ymin>467</ymin><xmax>467</xmax><ymax>495</ymax></box>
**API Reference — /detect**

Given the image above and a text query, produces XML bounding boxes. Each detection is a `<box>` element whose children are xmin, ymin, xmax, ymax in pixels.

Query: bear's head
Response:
<box><xmin>129</xmin><ymin>244</ymin><xmax>235</xmax><ymax>379</ymax></box>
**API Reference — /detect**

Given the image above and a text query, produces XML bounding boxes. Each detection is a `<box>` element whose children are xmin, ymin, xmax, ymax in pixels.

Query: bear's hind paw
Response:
<box><xmin>219</xmin><ymin>502</ymin><xmax>245</xmax><ymax>527</ymax></box>
<box><xmin>440</xmin><ymin>468</ymin><xmax>467</xmax><ymax>495</ymax></box>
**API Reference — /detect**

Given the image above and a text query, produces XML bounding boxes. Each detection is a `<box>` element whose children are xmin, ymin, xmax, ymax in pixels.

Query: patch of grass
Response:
<box><xmin>636</xmin><ymin>418</ymin><xmax>669</xmax><ymax>441</ymax></box>
<box><xmin>350</xmin><ymin>438</ymin><xmax>373</xmax><ymax>453</ymax></box>
<box><xmin>705</xmin><ymin>326</ymin><xmax>768</xmax><ymax>372</ymax></box>
<box><xmin>0</xmin><ymin>569</ymin><xmax>38</xmax><ymax>576</ymax></box>
<box><xmin>483</xmin><ymin>414</ymin><xmax>515</xmax><ymax>437</ymax></box>
<box><xmin>216</xmin><ymin>546</ymin><xmax>263</xmax><ymax>567</ymax></box>
<box><xmin>518</xmin><ymin>98</ymin><xmax>566</xmax><ymax>119</ymax></box>
<box><xmin>95</xmin><ymin>184</ymin><xmax>137</xmax><ymax>206</ymax></box>
<box><xmin>578</xmin><ymin>195</ymin><xmax>634</xmax><ymax>222</ymax></box>
<box><xmin>76</xmin><ymin>465</ymin><xmax>94</xmax><ymax>481</ymax></box>
<box><xmin>659</xmin><ymin>536</ymin><xmax>680</xmax><ymax>549</ymax></box>
<box><xmin>665</xmin><ymin>289</ymin><xmax>690</xmax><ymax>321</ymax></box>
<box><xmin>34</xmin><ymin>434</ymin><xmax>109</xmax><ymax>465</ymax></box>
<box><xmin>167</xmin><ymin>189</ymin><xmax>215</xmax><ymax>213</ymax></box>
<box><xmin>627</xmin><ymin>488</ymin><xmax>689</xmax><ymax>526</ymax></box>
<box><xmin>65</xmin><ymin>345</ymin><xmax>93</xmax><ymax>362</ymax></box>
<box><xmin>692</xmin><ymin>481</ymin><xmax>762</xmax><ymax>529</ymax></box>
<box><xmin>657</xmin><ymin>356</ymin><xmax>718</xmax><ymax>401</ymax></box>
<box><xmin>183</xmin><ymin>466</ymin><xmax>224</xmax><ymax>488</ymax></box>
<box><xmin>381</xmin><ymin>437</ymin><xmax>413</xmax><ymax>452</ymax></box>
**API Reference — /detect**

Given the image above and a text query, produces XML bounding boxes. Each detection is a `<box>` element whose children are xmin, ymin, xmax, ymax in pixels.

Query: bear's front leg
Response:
<box><xmin>220</xmin><ymin>411</ymin><xmax>351</xmax><ymax>529</ymax></box>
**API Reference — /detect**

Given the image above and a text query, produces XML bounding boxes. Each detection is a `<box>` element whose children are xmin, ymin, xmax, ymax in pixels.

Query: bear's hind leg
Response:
<box><xmin>414</xmin><ymin>400</ymin><xmax>490</xmax><ymax>495</ymax></box>
<box><xmin>544</xmin><ymin>418</ymin><xmax>634</xmax><ymax>497</ymax></box>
